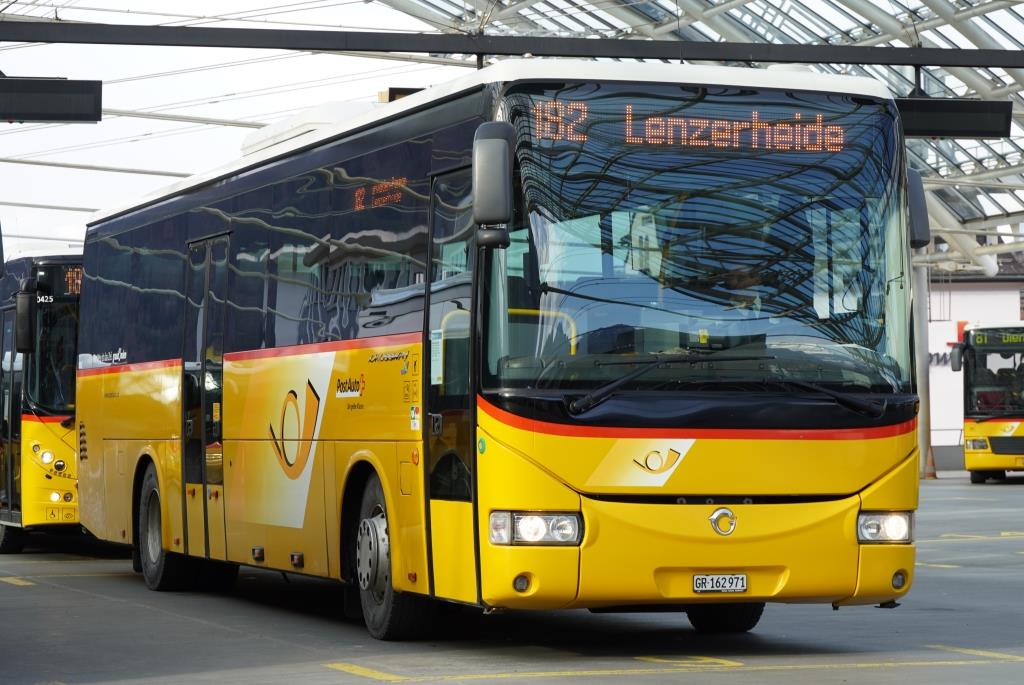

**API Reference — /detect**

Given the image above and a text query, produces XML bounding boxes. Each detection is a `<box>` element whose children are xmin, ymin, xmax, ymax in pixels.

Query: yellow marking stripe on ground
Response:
<box><xmin>916</xmin><ymin>562</ymin><xmax>960</xmax><ymax>569</ymax></box>
<box><xmin>919</xmin><ymin>532</ymin><xmax>1024</xmax><ymax>543</ymax></box>
<box><xmin>326</xmin><ymin>656</ymin><xmax>1024</xmax><ymax>682</ymax></box>
<box><xmin>635</xmin><ymin>656</ymin><xmax>742</xmax><ymax>667</ymax></box>
<box><xmin>0</xmin><ymin>577</ymin><xmax>35</xmax><ymax>586</ymax></box>
<box><xmin>26</xmin><ymin>572</ymin><xmax>137</xmax><ymax>578</ymax></box>
<box><xmin>928</xmin><ymin>645</ymin><xmax>1024</xmax><ymax>661</ymax></box>
<box><xmin>327</xmin><ymin>663</ymin><xmax>411</xmax><ymax>682</ymax></box>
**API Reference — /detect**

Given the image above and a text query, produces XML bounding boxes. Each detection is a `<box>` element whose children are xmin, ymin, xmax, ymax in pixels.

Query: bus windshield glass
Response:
<box><xmin>485</xmin><ymin>82</ymin><xmax>910</xmax><ymax>396</ymax></box>
<box><xmin>25</xmin><ymin>264</ymin><xmax>81</xmax><ymax>413</ymax></box>
<box><xmin>964</xmin><ymin>329</ymin><xmax>1024</xmax><ymax>416</ymax></box>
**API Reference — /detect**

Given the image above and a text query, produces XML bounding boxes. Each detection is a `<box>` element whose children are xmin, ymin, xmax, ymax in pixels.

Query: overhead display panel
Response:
<box><xmin>0</xmin><ymin>77</ymin><xmax>102</xmax><ymax>123</ymax></box>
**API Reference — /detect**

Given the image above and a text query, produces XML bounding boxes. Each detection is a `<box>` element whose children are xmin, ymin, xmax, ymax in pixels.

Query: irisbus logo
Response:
<box><xmin>269</xmin><ymin>381</ymin><xmax>321</xmax><ymax>480</ymax></box>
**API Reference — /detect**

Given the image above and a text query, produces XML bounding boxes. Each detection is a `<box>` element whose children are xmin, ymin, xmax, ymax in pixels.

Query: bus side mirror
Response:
<box><xmin>472</xmin><ymin>121</ymin><xmax>514</xmax><ymax>249</ymax></box>
<box><xmin>950</xmin><ymin>343</ymin><xmax>963</xmax><ymax>372</ymax></box>
<box><xmin>15</xmin><ymin>282</ymin><xmax>37</xmax><ymax>355</ymax></box>
<box><xmin>907</xmin><ymin>169</ymin><xmax>931</xmax><ymax>249</ymax></box>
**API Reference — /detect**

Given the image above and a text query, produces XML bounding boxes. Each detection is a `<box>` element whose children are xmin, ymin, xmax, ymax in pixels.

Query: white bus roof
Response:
<box><xmin>89</xmin><ymin>59</ymin><xmax>892</xmax><ymax>227</ymax></box>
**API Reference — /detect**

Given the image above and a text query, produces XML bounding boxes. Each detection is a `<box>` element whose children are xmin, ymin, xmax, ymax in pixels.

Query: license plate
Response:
<box><xmin>693</xmin><ymin>573</ymin><xmax>747</xmax><ymax>593</ymax></box>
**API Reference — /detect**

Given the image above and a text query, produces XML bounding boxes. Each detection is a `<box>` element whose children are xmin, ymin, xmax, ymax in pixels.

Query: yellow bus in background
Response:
<box><xmin>951</xmin><ymin>322</ymin><xmax>1024</xmax><ymax>484</ymax></box>
<box><xmin>76</xmin><ymin>60</ymin><xmax>928</xmax><ymax>639</ymax></box>
<box><xmin>0</xmin><ymin>253</ymin><xmax>82</xmax><ymax>553</ymax></box>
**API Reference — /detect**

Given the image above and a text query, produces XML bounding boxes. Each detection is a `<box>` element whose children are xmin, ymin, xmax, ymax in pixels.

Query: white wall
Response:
<box><xmin>927</xmin><ymin>281</ymin><xmax>1021</xmax><ymax>448</ymax></box>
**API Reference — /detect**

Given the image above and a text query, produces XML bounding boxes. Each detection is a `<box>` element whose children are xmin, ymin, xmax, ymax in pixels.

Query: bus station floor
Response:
<box><xmin>2</xmin><ymin>473</ymin><xmax>1023</xmax><ymax>685</ymax></box>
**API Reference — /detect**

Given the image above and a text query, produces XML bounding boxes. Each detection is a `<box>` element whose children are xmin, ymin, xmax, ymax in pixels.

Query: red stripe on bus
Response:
<box><xmin>77</xmin><ymin>358</ymin><xmax>182</xmax><ymax>377</ymax></box>
<box><xmin>224</xmin><ymin>332</ymin><xmax>422</xmax><ymax>362</ymax></box>
<box><xmin>21</xmin><ymin>414</ymin><xmax>71</xmax><ymax>424</ymax></box>
<box><xmin>478</xmin><ymin>397</ymin><xmax>916</xmax><ymax>441</ymax></box>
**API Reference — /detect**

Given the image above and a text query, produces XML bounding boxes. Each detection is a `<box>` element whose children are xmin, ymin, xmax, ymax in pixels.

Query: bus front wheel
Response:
<box><xmin>355</xmin><ymin>473</ymin><xmax>429</xmax><ymax>640</ymax></box>
<box><xmin>687</xmin><ymin>603</ymin><xmax>764</xmax><ymax>633</ymax></box>
<box><xmin>138</xmin><ymin>464</ymin><xmax>194</xmax><ymax>590</ymax></box>
<box><xmin>0</xmin><ymin>523</ymin><xmax>25</xmax><ymax>554</ymax></box>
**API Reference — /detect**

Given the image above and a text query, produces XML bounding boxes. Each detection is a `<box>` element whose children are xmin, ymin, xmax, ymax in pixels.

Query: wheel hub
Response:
<box><xmin>356</xmin><ymin>510</ymin><xmax>390</xmax><ymax>596</ymax></box>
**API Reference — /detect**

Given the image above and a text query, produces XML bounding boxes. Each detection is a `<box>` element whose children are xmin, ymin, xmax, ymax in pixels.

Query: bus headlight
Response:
<box><xmin>50</xmin><ymin>491</ymin><xmax>61</xmax><ymax>503</ymax></box>
<box><xmin>965</xmin><ymin>438</ymin><xmax>989</xmax><ymax>451</ymax></box>
<box><xmin>41</xmin><ymin>450</ymin><xmax>55</xmax><ymax>464</ymax></box>
<box><xmin>489</xmin><ymin>511</ymin><xmax>582</xmax><ymax>545</ymax></box>
<box><xmin>858</xmin><ymin>512</ymin><xmax>913</xmax><ymax>543</ymax></box>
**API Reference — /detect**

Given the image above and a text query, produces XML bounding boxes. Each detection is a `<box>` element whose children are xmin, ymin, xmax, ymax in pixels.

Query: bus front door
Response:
<box><xmin>0</xmin><ymin>310</ymin><xmax>22</xmax><ymax>526</ymax></box>
<box><xmin>182</xmin><ymin>236</ymin><xmax>229</xmax><ymax>562</ymax></box>
<box><xmin>424</xmin><ymin>169</ymin><xmax>478</xmax><ymax>603</ymax></box>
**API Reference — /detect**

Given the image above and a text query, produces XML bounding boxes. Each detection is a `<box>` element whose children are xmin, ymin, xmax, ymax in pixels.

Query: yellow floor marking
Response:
<box><xmin>326</xmin><ymin>657</ymin><xmax>1020</xmax><ymax>682</ymax></box>
<box><xmin>0</xmin><ymin>577</ymin><xmax>35</xmax><ymax>586</ymax></box>
<box><xmin>27</xmin><ymin>572</ymin><xmax>136</xmax><ymax>578</ymax></box>
<box><xmin>327</xmin><ymin>663</ymin><xmax>410</xmax><ymax>682</ymax></box>
<box><xmin>919</xmin><ymin>533</ymin><xmax>1024</xmax><ymax>543</ymax></box>
<box><xmin>635</xmin><ymin>656</ymin><xmax>742</xmax><ymax>667</ymax></box>
<box><xmin>928</xmin><ymin>645</ymin><xmax>1024</xmax><ymax>661</ymax></box>
<box><xmin>916</xmin><ymin>562</ymin><xmax>960</xmax><ymax>569</ymax></box>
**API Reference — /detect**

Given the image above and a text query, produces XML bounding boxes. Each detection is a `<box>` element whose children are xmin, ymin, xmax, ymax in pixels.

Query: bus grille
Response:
<box><xmin>988</xmin><ymin>437</ymin><xmax>1024</xmax><ymax>455</ymax></box>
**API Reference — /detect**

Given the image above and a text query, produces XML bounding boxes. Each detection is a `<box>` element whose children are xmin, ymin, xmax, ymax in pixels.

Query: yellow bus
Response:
<box><xmin>76</xmin><ymin>60</ymin><xmax>928</xmax><ymax>638</ymax></box>
<box><xmin>0</xmin><ymin>253</ymin><xmax>82</xmax><ymax>553</ymax></box>
<box><xmin>951</xmin><ymin>322</ymin><xmax>1024</xmax><ymax>484</ymax></box>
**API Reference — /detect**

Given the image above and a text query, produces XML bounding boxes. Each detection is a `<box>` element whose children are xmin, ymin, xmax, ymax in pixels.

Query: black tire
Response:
<box><xmin>138</xmin><ymin>464</ymin><xmax>195</xmax><ymax>590</ymax></box>
<box><xmin>969</xmin><ymin>470</ymin><xmax>988</xmax><ymax>484</ymax></box>
<box><xmin>994</xmin><ymin>470</ymin><xmax>1008</xmax><ymax>481</ymax></box>
<box><xmin>687</xmin><ymin>603</ymin><xmax>765</xmax><ymax>633</ymax></box>
<box><xmin>0</xmin><ymin>523</ymin><xmax>25</xmax><ymax>554</ymax></box>
<box><xmin>355</xmin><ymin>473</ymin><xmax>431</xmax><ymax>640</ymax></box>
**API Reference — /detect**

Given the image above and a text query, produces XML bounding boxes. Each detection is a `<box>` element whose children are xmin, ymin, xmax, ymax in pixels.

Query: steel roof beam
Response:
<box><xmin>3</xmin><ymin>19</ymin><xmax>1024</xmax><ymax>66</ymax></box>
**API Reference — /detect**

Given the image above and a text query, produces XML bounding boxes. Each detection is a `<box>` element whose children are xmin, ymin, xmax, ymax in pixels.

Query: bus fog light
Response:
<box><xmin>489</xmin><ymin>512</ymin><xmax>511</xmax><ymax>545</ymax></box>
<box><xmin>54</xmin><ymin>460</ymin><xmax>66</xmax><ymax>472</ymax></box>
<box><xmin>858</xmin><ymin>512</ymin><xmax>912</xmax><ymax>543</ymax></box>
<box><xmin>50</xmin><ymin>491</ymin><xmax>61</xmax><ymax>503</ymax></box>
<box><xmin>892</xmin><ymin>570</ymin><xmax>907</xmax><ymax>590</ymax></box>
<box><xmin>965</xmin><ymin>438</ymin><xmax>989</xmax><ymax>450</ymax></box>
<box><xmin>41</xmin><ymin>450</ymin><xmax>54</xmax><ymax>464</ymax></box>
<box><xmin>63</xmin><ymin>492</ymin><xmax>73</xmax><ymax>502</ymax></box>
<box><xmin>513</xmin><ymin>574</ymin><xmax>530</xmax><ymax>592</ymax></box>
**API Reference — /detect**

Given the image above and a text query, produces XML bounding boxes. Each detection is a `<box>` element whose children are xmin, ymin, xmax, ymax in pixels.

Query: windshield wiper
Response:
<box><xmin>568</xmin><ymin>351</ymin><xmax>775</xmax><ymax>415</ymax></box>
<box><xmin>765</xmin><ymin>378</ymin><xmax>887</xmax><ymax>419</ymax></box>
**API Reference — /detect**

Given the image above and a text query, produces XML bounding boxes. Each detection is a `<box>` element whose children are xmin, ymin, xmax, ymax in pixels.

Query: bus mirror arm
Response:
<box><xmin>906</xmin><ymin>169</ymin><xmax>931</xmax><ymax>249</ymax></box>
<box><xmin>15</xmin><ymin>277</ymin><xmax>37</xmax><ymax>355</ymax></box>
<box><xmin>950</xmin><ymin>343</ymin><xmax>963</xmax><ymax>372</ymax></box>
<box><xmin>472</xmin><ymin>122</ymin><xmax>515</xmax><ymax>249</ymax></box>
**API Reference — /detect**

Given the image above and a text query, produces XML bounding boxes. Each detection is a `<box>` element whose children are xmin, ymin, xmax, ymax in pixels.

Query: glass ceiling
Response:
<box><xmin>379</xmin><ymin>0</ymin><xmax>1024</xmax><ymax>228</ymax></box>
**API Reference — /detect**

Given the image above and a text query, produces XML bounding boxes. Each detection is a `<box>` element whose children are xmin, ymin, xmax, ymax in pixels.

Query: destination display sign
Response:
<box><xmin>530</xmin><ymin>99</ymin><xmax>846</xmax><ymax>152</ymax></box>
<box><xmin>971</xmin><ymin>329</ymin><xmax>1024</xmax><ymax>347</ymax></box>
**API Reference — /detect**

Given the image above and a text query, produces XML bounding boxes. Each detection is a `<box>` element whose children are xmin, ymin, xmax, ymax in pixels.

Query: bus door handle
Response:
<box><xmin>185</xmin><ymin>417</ymin><xmax>194</xmax><ymax>436</ymax></box>
<box><xmin>429</xmin><ymin>413</ymin><xmax>442</xmax><ymax>436</ymax></box>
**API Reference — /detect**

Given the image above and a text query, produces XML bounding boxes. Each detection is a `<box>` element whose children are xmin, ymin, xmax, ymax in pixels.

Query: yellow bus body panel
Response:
<box><xmin>964</xmin><ymin>419</ymin><xmax>1024</xmax><ymax>471</ymax></box>
<box><xmin>477</xmin><ymin>399</ymin><xmax>916</xmax><ymax>609</ymax></box>
<box><xmin>20</xmin><ymin>417</ymin><xmax>78</xmax><ymax>527</ymax></box>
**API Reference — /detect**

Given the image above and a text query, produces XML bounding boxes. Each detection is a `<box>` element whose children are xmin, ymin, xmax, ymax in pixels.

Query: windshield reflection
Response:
<box><xmin>484</xmin><ymin>83</ymin><xmax>910</xmax><ymax>396</ymax></box>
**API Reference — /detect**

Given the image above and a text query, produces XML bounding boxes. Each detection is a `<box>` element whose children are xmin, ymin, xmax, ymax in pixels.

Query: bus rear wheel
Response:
<box><xmin>138</xmin><ymin>464</ymin><xmax>194</xmax><ymax>590</ymax></box>
<box><xmin>0</xmin><ymin>523</ymin><xmax>25</xmax><ymax>554</ymax></box>
<box><xmin>686</xmin><ymin>603</ymin><xmax>764</xmax><ymax>633</ymax></box>
<box><xmin>355</xmin><ymin>473</ymin><xmax>429</xmax><ymax>640</ymax></box>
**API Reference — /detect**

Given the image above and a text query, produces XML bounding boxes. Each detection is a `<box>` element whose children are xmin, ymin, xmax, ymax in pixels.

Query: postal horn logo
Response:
<box><xmin>269</xmin><ymin>380</ymin><xmax>321</xmax><ymax>480</ymax></box>
<box><xmin>634</xmin><ymin>448</ymin><xmax>683</xmax><ymax>475</ymax></box>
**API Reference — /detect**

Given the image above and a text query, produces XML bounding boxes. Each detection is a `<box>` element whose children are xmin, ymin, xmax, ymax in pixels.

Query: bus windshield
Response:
<box><xmin>485</xmin><ymin>82</ymin><xmax>910</xmax><ymax>396</ymax></box>
<box><xmin>964</xmin><ymin>329</ymin><xmax>1024</xmax><ymax>416</ymax></box>
<box><xmin>25</xmin><ymin>264</ymin><xmax>80</xmax><ymax>413</ymax></box>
